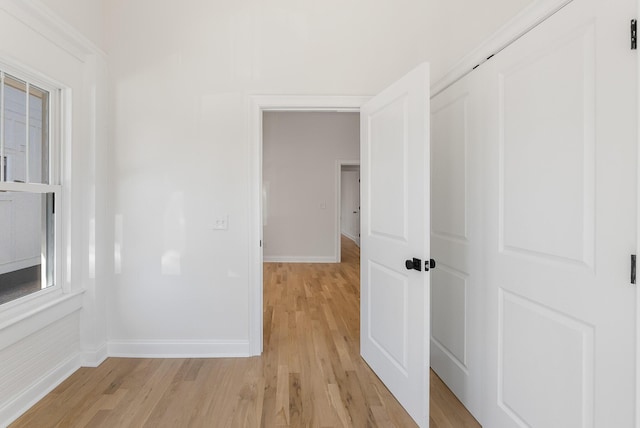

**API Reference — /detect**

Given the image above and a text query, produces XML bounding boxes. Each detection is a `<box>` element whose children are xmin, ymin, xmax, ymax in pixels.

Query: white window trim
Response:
<box><xmin>0</xmin><ymin>59</ymin><xmax>70</xmax><ymax>317</ymax></box>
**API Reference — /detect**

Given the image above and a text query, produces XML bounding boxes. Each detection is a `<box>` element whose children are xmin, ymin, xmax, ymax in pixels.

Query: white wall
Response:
<box><xmin>37</xmin><ymin>0</ymin><xmax>105</xmax><ymax>50</ymax></box>
<box><xmin>0</xmin><ymin>1</ymin><xmax>108</xmax><ymax>425</ymax></box>
<box><xmin>263</xmin><ymin>112</ymin><xmax>359</xmax><ymax>262</ymax></box>
<box><xmin>104</xmin><ymin>0</ymin><xmax>538</xmax><ymax>354</ymax></box>
<box><xmin>341</xmin><ymin>168</ymin><xmax>360</xmax><ymax>244</ymax></box>
<box><xmin>0</xmin><ymin>0</ymin><xmax>543</xmax><ymax>423</ymax></box>
<box><xmin>427</xmin><ymin>0</ymin><xmax>535</xmax><ymax>80</ymax></box>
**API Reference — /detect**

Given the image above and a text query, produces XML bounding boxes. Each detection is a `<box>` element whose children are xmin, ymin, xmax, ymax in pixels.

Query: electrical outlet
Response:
<box><xmin>213</xmin><ymin>215</ymin><xmax>228</xmax><ymax>230</ymax></box>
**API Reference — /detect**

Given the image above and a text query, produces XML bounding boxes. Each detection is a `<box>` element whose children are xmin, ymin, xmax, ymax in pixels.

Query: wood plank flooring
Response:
<box><xmin>11</xmin><ymin>236</ymin><xmax>480</xmax><ymax>427</ymax></box>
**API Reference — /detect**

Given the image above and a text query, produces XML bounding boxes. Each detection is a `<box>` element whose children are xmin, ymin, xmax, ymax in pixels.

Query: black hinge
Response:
<box><xmin>632</xmin><ymin>19</ymin><xmax>637</xmax><ymax>50</ymax></box>
<box><xmin>52</xmin><ymin>193</ymin><xmax>55</xmax><ymax>214</ymax></box>
<box><xmin>631</xmin><ymin>255</ymin><xmax>636</xmax><ymax>284</ymax></box>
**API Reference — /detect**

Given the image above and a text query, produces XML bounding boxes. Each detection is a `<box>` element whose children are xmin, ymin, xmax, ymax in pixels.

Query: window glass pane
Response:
<box><xmin>3</xmin><ymin>76</ymin><xmax>27</xmax><ymax>183</ymax></box>
<box><xmin>0</xmin><ymin>192</ymin><xmax>55</xmax><ymax>304</ymax></box>
<box><xmin>28</xmin><ymin>86</ymin><xmax>49</xmax><ymax>184</ymax></box>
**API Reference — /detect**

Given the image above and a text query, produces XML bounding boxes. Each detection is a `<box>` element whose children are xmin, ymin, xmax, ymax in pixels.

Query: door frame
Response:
<box><xmin>248</xmin><ymin>95</ymin><xmax>369</xmax><ymax>355</ymax></box>
<box><xmin>636</xmin><ymin>2</ymin><xmax>640</xmax><ymax>427</ymax></box>
<box><xmin>336</xmin><ymin>160</ymin><xmax>360</xmax><ymax>262</ymax></box>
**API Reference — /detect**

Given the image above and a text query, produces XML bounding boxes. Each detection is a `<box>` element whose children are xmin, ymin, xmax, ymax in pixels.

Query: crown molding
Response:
<box><xmin>0</xmin><ymin>0</ymin><xmax>106</xmax><ymax>62</ymax></box>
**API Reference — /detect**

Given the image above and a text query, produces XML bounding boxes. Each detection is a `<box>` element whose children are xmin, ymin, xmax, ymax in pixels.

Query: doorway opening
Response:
<box><xmin>338</xmin><ymin>162</ymin><xmax>360</xmax><ymax>263</ymax></box>
<box><xmin>262</xmin><ymin>111</ymin><xmax>359</xmax><ymax>264</ymax></box>
<box><xmin>249</xmin><ymin>94</ymin><xmax>479</xmax><ymax>426</ymax></box>
<box><xmin>248</xmin><ymin>96</ymin><xmax>368</xmax><ymax>354</ymax></box>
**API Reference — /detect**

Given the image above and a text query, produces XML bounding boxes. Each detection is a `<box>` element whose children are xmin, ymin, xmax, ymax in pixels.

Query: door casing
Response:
<box><xmin>337</xmin><ymin>160</ymin><xmax>360</xmax><ymax>261</ymax></box>
<box><xmin>248</xmin><ymin>96</ymin><xmax>369</xmax><ymax>355</ymax></box>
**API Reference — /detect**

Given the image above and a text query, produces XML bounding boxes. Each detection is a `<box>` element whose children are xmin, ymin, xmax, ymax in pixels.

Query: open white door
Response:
<box><xmin>361</xmin><ymin>63</ymin><xmax>430</xmax><ymax>427</ymax></box>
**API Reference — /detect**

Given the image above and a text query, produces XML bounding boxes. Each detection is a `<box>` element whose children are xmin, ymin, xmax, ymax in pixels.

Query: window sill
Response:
<box><xmin>0</xmin><ymin>289</ymin><xmax>84</xmax><ymax>352</ymax></box>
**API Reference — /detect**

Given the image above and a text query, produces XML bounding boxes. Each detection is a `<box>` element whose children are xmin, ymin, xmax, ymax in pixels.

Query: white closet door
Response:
<box><xmin>479</xmin><ymin>0</ymin><xmax>637</xmax><ymax>426</ymax></box>
<box><xmin>430</xmin><ymin>70</ymin><xmax>484</xmax><ymax>421</ymax></box>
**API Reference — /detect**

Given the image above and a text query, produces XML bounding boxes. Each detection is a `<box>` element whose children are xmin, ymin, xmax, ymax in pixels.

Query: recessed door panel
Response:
<box><xmin>499</xmin><ymin>291</ymin><xmax>593</xmax><ymax>428</ymax></box>
<box><xmin>431</xmin><ymin>267</ymin><xmax>467</xmax><ymax>369</ymax></box>
<box><xmin>500</xmin><ymin>26</ymin><xmax>595</xmax><ymax>267</ymax></box>
<box><xmin>432</xmin><ymin>96</ymin><xmax>468</xmax><ymax>241</ymax></box>
<box><xmin>369</xmin><ymin>96</ymin><xmax>408</xmax><ymax>242</ymax></box>
<box><xmin>369</xmin><ymin>261</ymin><xmax>409</xmax><ymax>373</ymax></box>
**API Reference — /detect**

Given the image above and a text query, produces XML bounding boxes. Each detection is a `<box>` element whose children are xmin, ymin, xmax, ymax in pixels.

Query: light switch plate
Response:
<box><xmin>213</xmin><ymin>215</ymin><xmax>228</xmax><ymax>230</ymax></box>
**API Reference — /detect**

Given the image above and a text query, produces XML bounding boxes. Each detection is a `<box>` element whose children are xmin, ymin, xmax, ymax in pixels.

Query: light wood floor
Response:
<box><xmin>11</xmin><ymin>236</ymin><xmax>480</xmax><ymax>427</ymax></box>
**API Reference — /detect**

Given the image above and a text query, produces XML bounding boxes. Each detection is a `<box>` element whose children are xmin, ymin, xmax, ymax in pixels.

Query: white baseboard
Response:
<box><xmin>82</xmin><ymin>342</ymin><xmax>108</xmax><ymax>367</ymax></box>
<box><xmin>107</xmin><ymin>339</ymin><xmax>251</xmax><ymax>358</ymax></box>
<box><xmin>0</xmin><ymin>352</ymin><xmax>81</xmax><ymax>428</ymax></box>
<box><xmin>263</xmin><ymin>256</ymin><xmax>337</xmax><ymax>263</ymax></box>
<box><xmin>341</xmin><ymin>232</ymin><xmax>360</xmax><ymax>245</ymax></box>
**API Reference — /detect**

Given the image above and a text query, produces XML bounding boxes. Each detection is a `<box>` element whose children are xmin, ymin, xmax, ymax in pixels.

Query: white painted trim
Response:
<box><xmin>0</xmin><ymin>0</ymin><xmax>106</xmax><ymax>60</ymax></box>
<box><xmin>248</xmin><ymin>95</ymin><xmax>369</xmax><ymax>356</ymax></box>
<box><xmin>636</xmin><ymin>1</ymin><xmax>640</xmax><ymax>426</ymax></box>
<box><xmin>0</xmin><ymin>352</ymin><xmax>81</xmax><ymax>427</ymax></box>
<box><xmin>82</xmin><ymin>342</ymin><xmax>108</xmax><ymax>368</ymax></box>
<box><xmin>0</xmin><ymin>182</ymin><xmax>61</xmax><ymax>193</ymax></box>
<box><xmin>431</xmin><ymin>0</ymin><xmax>574</xmax><ymax>97</ymax></box>
<box><xmin>336</xmin><ymin>160</ymin><xmax>360</xmax><ymax>263</ymax></box>
<box><xmin>264</xmin><ymin>256</ymin><xmax>337</xmax><ymax>263</ymax></box>
<box><xmin>107</xmin><ymin>340</ymin><xmax>251</xmax><ymax>358</ymax></box>
<box><xmin>0</xmin><ymin>290</ymin><xmax>83</xmax><ymax>352</ymax></box>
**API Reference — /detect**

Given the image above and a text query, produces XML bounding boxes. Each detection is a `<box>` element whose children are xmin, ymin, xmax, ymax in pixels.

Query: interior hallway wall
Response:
<box><xmin>263</xmin><ymin>112</ymin><xmax>359</xmax><ymax>262</ymax></box>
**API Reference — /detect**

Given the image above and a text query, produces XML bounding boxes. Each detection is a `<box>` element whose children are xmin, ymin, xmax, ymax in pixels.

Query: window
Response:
<box><xmin>0</xmin><ymin>68</ymin><xmax>60</xmax><ymax>305</ymax></box>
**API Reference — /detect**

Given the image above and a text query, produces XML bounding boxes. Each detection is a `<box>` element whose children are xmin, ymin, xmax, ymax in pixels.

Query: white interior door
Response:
<box><xmin>430</xmin><ymin>69</ymin><xmax>484</xmax><ymax>419</ymax></box>
<box><xmin>479</xmin><ymin>0</ymin><xmax>637</xmax><ymax>426</ymax></box>
<box><xmin>360</xmin><ymin>63</ymin><xmax>430</xmax><ymax>427</ymax></box>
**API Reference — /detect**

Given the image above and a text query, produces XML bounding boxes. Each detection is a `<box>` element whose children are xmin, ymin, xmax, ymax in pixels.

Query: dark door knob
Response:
<box><xmin>425</xmin><ymin>259</ymin><xmax>436</xmax><ymax>271</ymax></box>
<box><xmin>405</xmin><ymin>258</ymin><xmax>422</xmax><ymax>271</ymax></box>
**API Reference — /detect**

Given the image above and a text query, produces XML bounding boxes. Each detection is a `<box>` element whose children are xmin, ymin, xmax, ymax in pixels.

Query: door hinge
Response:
<box><xmin>631</xmin><ymin>254</ymin><xmax>636</xmax><ymax>284</ymax></box>
<box><xmin>260</xmin><ymin>240</ymin><xmax>262</xmax><ymax>247</ymax></box>
<box><xmin>631</xmin><ymin>19</ymin><xmax>637</xmax><ymax>50</ymax></box>
<box><xmin>52</xmin><ymin>193</ymin><xmax>55</xmax><ymax>214</ymax></box>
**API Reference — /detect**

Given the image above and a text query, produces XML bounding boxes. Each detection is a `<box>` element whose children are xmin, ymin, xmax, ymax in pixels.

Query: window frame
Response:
<box><xmin>0</xmin><ymin>62</ymin><xmax>65</xmax><ymax>308</ymax></box>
